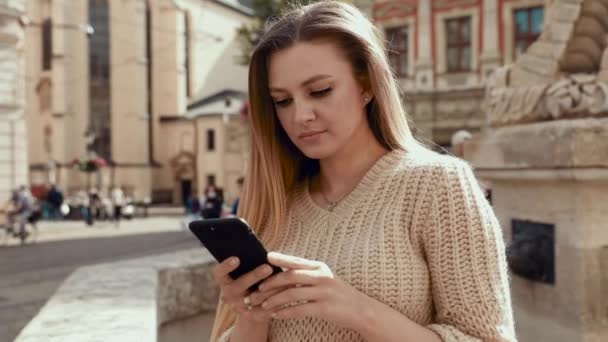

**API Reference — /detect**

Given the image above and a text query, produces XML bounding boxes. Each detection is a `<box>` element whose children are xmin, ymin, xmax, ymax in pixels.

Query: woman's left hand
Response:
<box><xmin>258</xmin><ymin>252</ymin><xmax>369</xmax><ymax>330</ymax></box>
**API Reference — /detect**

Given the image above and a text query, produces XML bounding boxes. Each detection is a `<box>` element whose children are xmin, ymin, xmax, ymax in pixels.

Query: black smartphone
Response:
<box><xmin>188</xmin><ymin>217</ymin><xmax>282</xmax><ymax>291</ymax></box>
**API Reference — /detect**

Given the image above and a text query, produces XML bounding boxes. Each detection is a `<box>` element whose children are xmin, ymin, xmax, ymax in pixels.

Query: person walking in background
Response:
<box><xmin>209</xmin><ymin>2</ymin><xmax>515</xmax><ymax>342</ymax></box>
<box><xmin>14</xmin><ymin>186</ymin><xmax>35</xmax><ymax>240</ymax></box>
<box><xmin>231</xmin><ymin>177</ymin><xmax>245</xmax><ymax>216</ymax></box>
<box><xmin>201</xmin><ymin>184</ymin><xmax>224</xmax><ymax>219</ymax></box>
<box><xmin>45</xmin><ymin>184</ymin><xmax>64</xmax><ymax>220</ymax></box>
<box><xmin>190</xmin><ymin>192</ymin><xmax>201</xmax><ymax>215</ymax></box>
<box><xmin>111</xmin><ymin>186</ymin><xmax>125</xmax><ymax>227</ymax></box>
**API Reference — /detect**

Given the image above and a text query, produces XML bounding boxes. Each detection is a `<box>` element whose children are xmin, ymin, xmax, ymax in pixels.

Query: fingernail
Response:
<box><xmin>258</xmin><ymin>283</ymin><xmax>265</xmax><ymax>291</ymax></box>
<box><xmin>259</xmin><ymin>266</ymin><xmax>271</xmax><ymax>275</ymax></box>
<box><xmin>230</xmin><ymin>258</ymin><xmax>239</xmax><ymax>266</ymax></box>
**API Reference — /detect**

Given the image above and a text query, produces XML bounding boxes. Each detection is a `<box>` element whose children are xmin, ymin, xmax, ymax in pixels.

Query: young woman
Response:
<box><xmin>210</xmin><ymin>2</ymin><xmax>515</xmax><ymax>341</ymax></box>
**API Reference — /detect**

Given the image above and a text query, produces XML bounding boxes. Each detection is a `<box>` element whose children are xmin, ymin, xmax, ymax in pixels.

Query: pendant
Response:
<box><xmin>327</xmin><ymin>201</ymin><xmax>338</xmax><ymax>212</ymax></box>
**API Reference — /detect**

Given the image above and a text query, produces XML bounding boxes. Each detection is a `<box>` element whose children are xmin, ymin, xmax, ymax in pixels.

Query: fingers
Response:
<box><xmin>213</xmin><ymin>259</ymin><xmax>276</xmax><ymax>315</ymax></box>
<box><xmin>239</xmin><ymin>306</ymin><xmax>273</xmax><ymax>323</ymax></box>
<box><xmin>248</xmin><ymin>286</ymin><xmax>289</xmax><ymax>306</ymax></box>
<box><xmin>261</xmin><ymin>286</ymin><xmax>319</xmax><ymax>311</ymax></box>
<box><xmin>233</xmin><ymin>264</ymin><xmax>274</xmax><ymax>294</ymax></box>
<box><xmin>259</xmin><ymin>269</ymin><xmax>320</xmax><ymax>292</ymax></box>
<box><xmin>267</xmin><ymin>252</ymin><xmax>319</xmax><ymax>270</ymax></box>
<box><xmin>271</xmin><ymin>302</ymin><xmax>319</xmax><ymax>320</ymax></box>
<box><xmin>213</xmin><ymin>257</ymin><xmax>240</xmax><ymax>286</ymax></box>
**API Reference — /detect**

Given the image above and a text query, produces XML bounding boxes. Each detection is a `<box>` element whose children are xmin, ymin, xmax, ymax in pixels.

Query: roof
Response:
<box><xmin>187</xmin><ymin>89</ymin><xmax>247</xmax><ymax>110</ymax></box>
<box><xmin>212</xmin><ymin>0</ymin><xmax>255</xmax><ymax>16</ymax></box>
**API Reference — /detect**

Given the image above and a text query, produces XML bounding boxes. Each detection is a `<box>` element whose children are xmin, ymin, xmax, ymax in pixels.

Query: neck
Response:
<box><xmin>316</xmin><ymin>129</ymin><xmax>388</xmax><ymax>201</ymax></box>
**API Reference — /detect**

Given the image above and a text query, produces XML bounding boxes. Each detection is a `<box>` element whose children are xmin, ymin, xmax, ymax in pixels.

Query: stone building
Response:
<box><xmin>23</xmin><ymin>0</ymin><xmax>252</xmax><ymax>205</ymax></box>
<box><xmin>158</xmin><ymin>89</ymin><xmax>249</xmax><ymax>206</ymax></box>
<box><xmin>372</xmin><ymin>0</ymin><xmax>546</xmax><ymax>148</ymax></box>
<box><xmin>466</xmin><ymin>0</ymin><xmax>608</xmax><ymax>340</ymax></box>
<box><xmin>0</xmin><ymin>0</ymin><xmax>27</xmax><ymax>206</ymax></box>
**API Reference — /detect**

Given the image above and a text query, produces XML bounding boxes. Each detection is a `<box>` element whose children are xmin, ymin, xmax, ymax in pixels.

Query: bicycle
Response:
<box><xmin>0</xmin><ymin>209</ymin><xmax>39</xmax><ymax>246</ymax></box>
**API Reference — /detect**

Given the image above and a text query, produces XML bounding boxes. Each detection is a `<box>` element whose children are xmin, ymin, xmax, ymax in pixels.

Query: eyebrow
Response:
<box><xmin>269</xmin><ymin>74</ymin><xmax>332</xmax><ymax>93</ymax></box>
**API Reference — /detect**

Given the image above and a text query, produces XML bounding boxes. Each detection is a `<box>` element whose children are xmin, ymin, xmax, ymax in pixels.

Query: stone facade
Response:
<box><xmin>373</xmin><ymin>0</ymin><xmax>547</xmax><ymax>148</ymax></box>
<box><xmin>0</xmin><ymin>0</ymin><xmax>27</xmax><ymax>207</ymax></box>
<box><xmin>466</xmin><ymin>1</ymin><xmax>608</xmax><ymax>341</ymax></box>
<box><xmin>24</xmin><ymin>0</ymin><xmax>252</xmax><ymax>204</ymax></box>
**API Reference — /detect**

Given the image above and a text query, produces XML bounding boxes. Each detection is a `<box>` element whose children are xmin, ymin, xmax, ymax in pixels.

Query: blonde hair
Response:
<box><xmin>211</xmin><ymin>1</ymin><xmax>420</xmax><ymax>339</ymax></box>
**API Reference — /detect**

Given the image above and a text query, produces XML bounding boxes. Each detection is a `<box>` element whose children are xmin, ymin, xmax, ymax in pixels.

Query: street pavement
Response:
<box><xmin>0</xmin><ymin>212</ymin><xmax>203</xmax><ymax>342</ymax></box>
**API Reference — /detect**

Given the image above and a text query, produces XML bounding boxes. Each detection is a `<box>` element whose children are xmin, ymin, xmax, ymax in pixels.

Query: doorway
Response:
<box><xmin>181</xmin><ymin>180</ymin><xmax>192</xmax><ymax>206</ymax></box>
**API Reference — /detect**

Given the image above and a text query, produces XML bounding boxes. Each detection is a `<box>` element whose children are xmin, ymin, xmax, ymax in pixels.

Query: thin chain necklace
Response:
<box><xmin>318</xmin><ymin>183</ymin><xmax>349</xmax><ymax>212</ymax></box>
<box><xmin>320</xmin><ymin>191</ymin><xmax>340</xmax><ymax>212</ymax></box>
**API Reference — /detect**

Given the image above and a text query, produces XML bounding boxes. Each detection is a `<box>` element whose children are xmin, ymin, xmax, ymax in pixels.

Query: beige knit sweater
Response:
<box><xmin>222</xmin><ymin>149</ymin><xmax>516</xmax><ymax>342</ymax></box>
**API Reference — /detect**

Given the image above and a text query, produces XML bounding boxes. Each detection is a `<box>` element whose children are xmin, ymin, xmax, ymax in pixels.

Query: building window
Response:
<box><xmin>42</xmin><ymin>18</ymin><xmax>52</xmax><ymax>70</ymax></box>
<box><xmin>184</xmin><ymin>13</ymin><xmax>191</xmax><ymax>97</ymax></box>
<box><xmin>89</xmin><ymin>0</ymin><xmax>112</xmax><ymax>160</ymax></box>
<box><xmin>207</xmin><ymin>129</ymin><xmax>215</xmax><ymax>151</ymax></box>
<box><xmin>385</xmin><ymin>26</ymin><xmax>408</xmax><ymax>77</ymax></box>
<box><xmin>445</xmin><ymin>17</ymin><xmax>472</xmax><ymax>72</ymax></box>
<box><xmin>514</xmin><ymin>7</ymin><xmax>544</xmax><ymax>59</ymax></box>
<box><xmin>207</xmin><ymin>174</ymin><xmax>216</xmax><ymax>187</ymax></box>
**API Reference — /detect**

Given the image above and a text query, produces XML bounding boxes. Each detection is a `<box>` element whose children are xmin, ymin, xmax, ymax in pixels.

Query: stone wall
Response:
<box><xmin>15</xmin><ymin>249</ymin><xmax>220</xmax><ymax>342</ymax></box>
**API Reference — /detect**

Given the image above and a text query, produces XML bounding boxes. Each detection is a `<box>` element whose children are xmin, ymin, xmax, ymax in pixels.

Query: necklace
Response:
<box><xmin>319</xmin><ymin>187</ymin><xmax>346</xmax><ymax>212</ymax></box>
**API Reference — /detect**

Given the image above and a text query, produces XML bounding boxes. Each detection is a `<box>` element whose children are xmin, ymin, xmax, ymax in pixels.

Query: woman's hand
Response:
<box><xmin>258</xmin><ymin>252</ymin><xmax>369</xmax><ymax>330</ymax></box>
<box><xmin>212</xmin><ymin>257</ymin><xmax>289</xmax><ymax>324</ymax></box>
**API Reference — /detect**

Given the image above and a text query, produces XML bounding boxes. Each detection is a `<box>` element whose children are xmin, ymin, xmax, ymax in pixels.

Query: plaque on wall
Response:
<box><xmin>507</xmin><ymin>219</ymin><xmax>555</xmax><ymax>284</ymax></box>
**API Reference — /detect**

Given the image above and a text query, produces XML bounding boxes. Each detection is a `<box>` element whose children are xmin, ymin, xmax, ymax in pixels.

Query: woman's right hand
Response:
<box><xmin>212</xmin><ymin>256</ymin><xmax>284</xmax><ymax>324</ymax></box>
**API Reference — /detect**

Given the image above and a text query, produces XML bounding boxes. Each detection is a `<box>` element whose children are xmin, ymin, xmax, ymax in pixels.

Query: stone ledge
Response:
<box><xmin>465</xmin><ymin>117</ymin><xmax>608</xmax><ymax>169</ymax></box>
<box><xmin>14</xmin><ymin>249</ymin><xmax>218</xmax><ymax>342</ymax></box>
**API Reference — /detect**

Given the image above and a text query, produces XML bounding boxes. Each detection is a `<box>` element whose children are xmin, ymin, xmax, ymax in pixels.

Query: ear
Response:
<box><xmin>361</xmin><ymin>90</ymin><xmax>373</xmax><ymax>106</ymax></box>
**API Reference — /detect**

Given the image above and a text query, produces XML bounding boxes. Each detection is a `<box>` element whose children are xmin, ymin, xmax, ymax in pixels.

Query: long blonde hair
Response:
<box><xmin>211</xmin><ymin>1</ymin><xmax>419</xmax><ymax>339</ymax></box>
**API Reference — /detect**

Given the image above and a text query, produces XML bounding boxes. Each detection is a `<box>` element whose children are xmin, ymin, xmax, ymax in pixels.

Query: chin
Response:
<box><xmin>295</xmin><ymin>144</ymin><xmax>336</xmax><ymax>160</ymax></box>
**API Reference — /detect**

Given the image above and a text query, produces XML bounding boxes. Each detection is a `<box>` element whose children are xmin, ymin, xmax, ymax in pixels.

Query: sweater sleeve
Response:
<box><xmin>423</xmin><ymin>159</ymin><xmax>516</xmax><ymax>342</ymax></box>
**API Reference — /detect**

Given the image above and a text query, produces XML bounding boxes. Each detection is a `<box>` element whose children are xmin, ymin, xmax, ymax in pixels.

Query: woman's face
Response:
<box><xmin>268</xmin><ymin>40</ymin><xmax>371</xmax><ymax>160</ymax></box>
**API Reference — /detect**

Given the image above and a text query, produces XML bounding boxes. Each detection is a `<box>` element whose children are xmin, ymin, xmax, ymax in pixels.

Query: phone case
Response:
<box><xmin>188</xmin><ymin>217</ymin><xmax>282</xmax><ymax>291</ymax></box>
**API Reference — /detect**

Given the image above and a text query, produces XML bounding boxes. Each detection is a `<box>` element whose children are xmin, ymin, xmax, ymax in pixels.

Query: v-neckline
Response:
<box><xmin>293</xmin><ymin>149</ymin><xmax>407</xmax><ymax>226</ymax></box>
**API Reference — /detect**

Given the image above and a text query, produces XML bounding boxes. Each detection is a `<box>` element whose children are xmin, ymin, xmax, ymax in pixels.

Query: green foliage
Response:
<box><xmin>236</xmin><ymin>0</ymin><xmax>319</xmax><ymax>65</ymax></box>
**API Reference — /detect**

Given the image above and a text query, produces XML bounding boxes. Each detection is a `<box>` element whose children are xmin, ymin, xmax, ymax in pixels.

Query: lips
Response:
<box><xmin>298</xmin><ymin>130</ymin><xmax>326</xmax><ymax>139</ymax></box>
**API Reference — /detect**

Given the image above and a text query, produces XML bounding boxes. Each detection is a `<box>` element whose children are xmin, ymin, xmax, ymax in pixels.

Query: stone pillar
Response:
<box><xmin>0</xmin><ymin>1</ymin><xmax>28</xmax><ymax>203</ymax></box>
<box><xmin>480</xmin><ymin>0</ymin><xmax>501</xmax><ymax>82</ymax></box>
<box><xmin>466</xmin><ymin>118</ymin><xmax>608</xmax><ymax>342</ymax></box>
<box><xmin>415</xmin><ymin>0</ymin><xmax>434</xmax><ymax>90</ymax></box>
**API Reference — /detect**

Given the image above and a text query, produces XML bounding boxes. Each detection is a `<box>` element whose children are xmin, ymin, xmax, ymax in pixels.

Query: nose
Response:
<box><xmin>293</xmin><ymin>99</ymin><xmax>315</xmax><ymax>124</ymax></box>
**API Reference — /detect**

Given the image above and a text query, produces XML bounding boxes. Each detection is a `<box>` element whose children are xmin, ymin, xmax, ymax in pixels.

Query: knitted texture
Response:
<box><xmin>223</xmin><ymin>149</ymin><xmax>516</xmax><ymax>342</ymax></box>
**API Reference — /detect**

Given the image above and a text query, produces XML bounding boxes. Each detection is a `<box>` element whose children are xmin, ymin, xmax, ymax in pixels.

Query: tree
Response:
<box><xmin>236</xmin><ymin>0</ymin><xmax>318</xmax><ymax>65</ymax></box>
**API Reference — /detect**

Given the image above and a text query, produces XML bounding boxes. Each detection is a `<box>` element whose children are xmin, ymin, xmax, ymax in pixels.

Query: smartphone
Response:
<box><xmin>188</xmin><ymin>217</ymin><xmax>282</xmax><ymax>291</ymax></box>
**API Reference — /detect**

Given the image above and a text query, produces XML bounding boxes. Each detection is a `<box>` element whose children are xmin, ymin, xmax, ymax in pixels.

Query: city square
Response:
<box><xmin>1</xmin><ymin>0</ymin><xmax>607</xmax><ymax>341</ymax></box>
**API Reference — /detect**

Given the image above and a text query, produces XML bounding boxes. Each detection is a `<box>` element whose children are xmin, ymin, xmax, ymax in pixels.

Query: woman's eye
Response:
<box><xmin>311</xmin><ymin>88</ymin><xmax>332</xmax><ymax>97</ymax></box>
<box><xmin>273</xmin><ymin>98</ymin><xmax>292</xmax><ymax>108</ymax></box>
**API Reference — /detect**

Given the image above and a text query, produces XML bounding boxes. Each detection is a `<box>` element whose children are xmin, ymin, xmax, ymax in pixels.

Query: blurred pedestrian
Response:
<box><xmin>201</xmin><ymin>184</ymin><xmax>223</xmax><ymax>219</ymax></box>
<box><xmin>46</xmin><ymin>184</ymin><xmax>64</xmax><ymax>220</ymax></box>
<box><xmin>231</xmin><ymin>177</ymin><xmax>244</xmax><ymax>216</ymax></box>
<box><xmin>111</xmin><ymin>186</ymin><xmax>125</xmax><ymax>227</ymax></box>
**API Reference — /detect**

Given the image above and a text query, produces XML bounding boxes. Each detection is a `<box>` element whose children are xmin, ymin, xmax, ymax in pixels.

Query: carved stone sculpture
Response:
<box><xmin>484</xmin><ymin>0</ymin><xmax>608</xmax><ymax>126</ymax></box>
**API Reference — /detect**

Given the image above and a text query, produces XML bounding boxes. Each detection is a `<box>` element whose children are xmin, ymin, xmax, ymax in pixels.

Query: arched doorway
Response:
<box><xmin>170</xmin><ymin>151</ymin><xmax>196</xmax><ymax>206</ymax></box>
